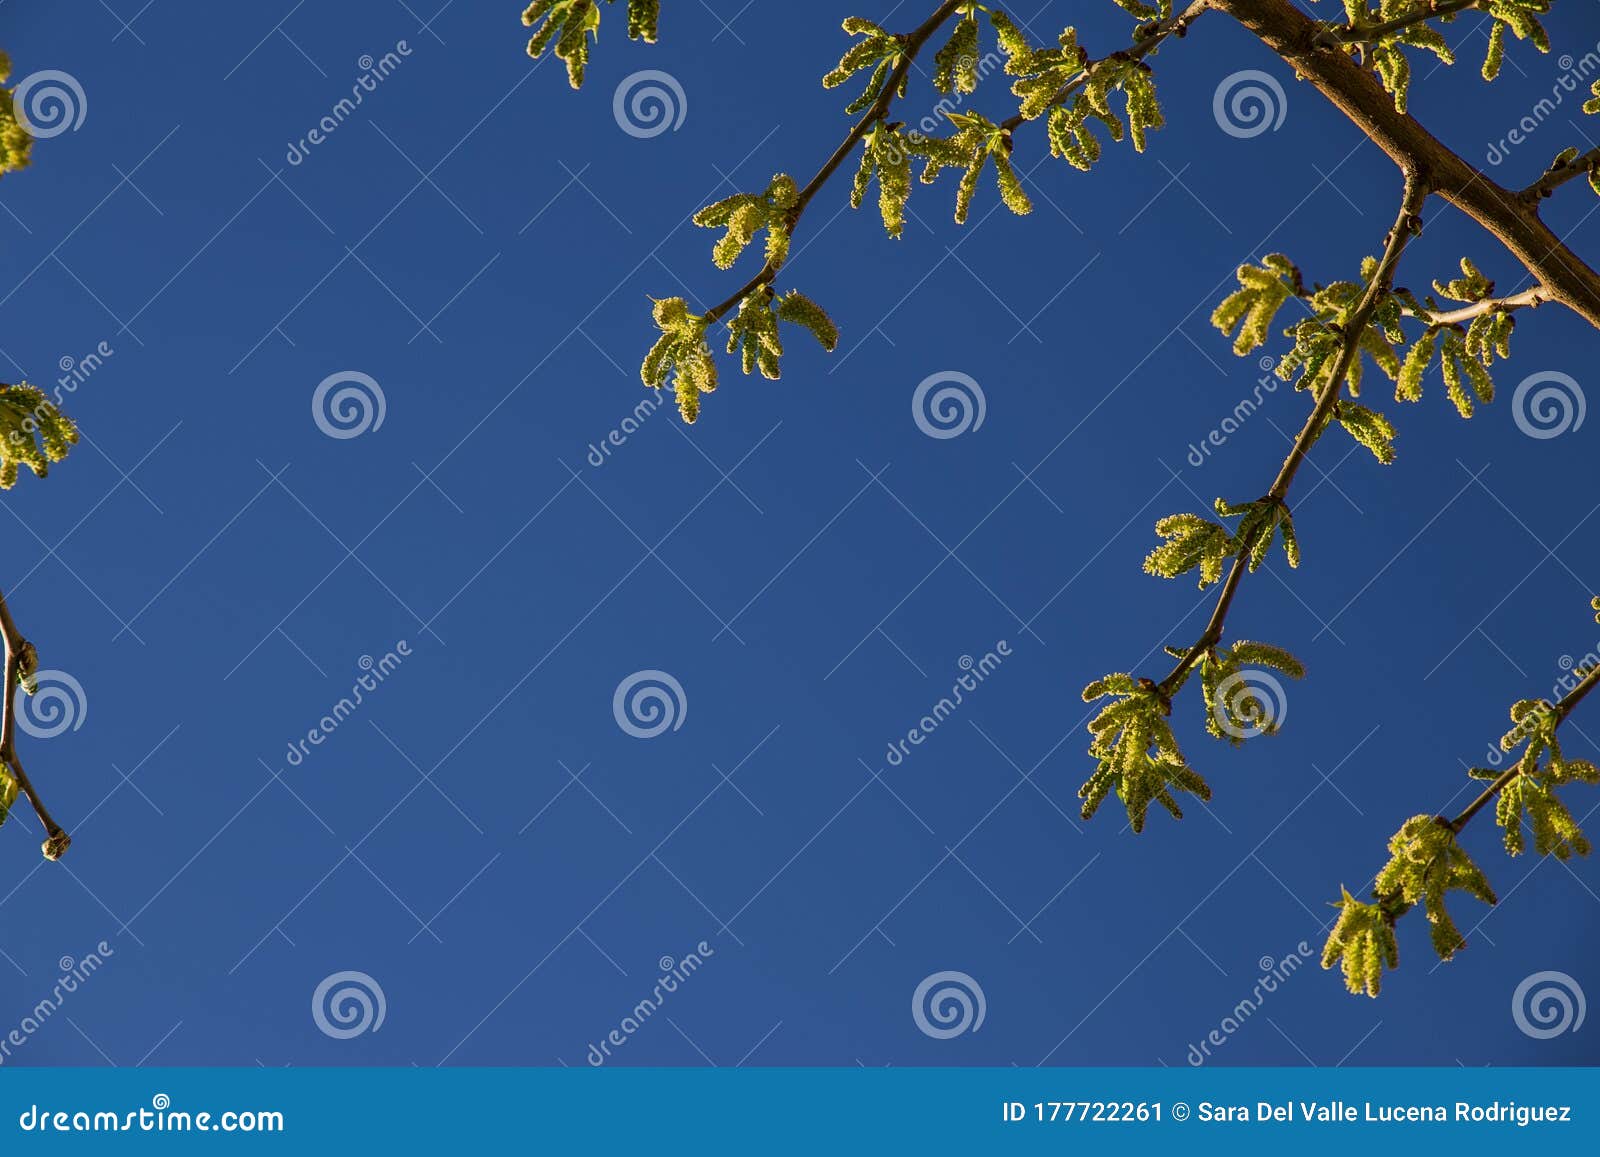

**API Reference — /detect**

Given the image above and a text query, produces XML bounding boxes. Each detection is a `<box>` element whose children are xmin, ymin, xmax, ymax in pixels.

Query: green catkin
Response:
<box><xmin>0</xmin><ymin>383</ymin><xmax>80</xmax><ymax>487</ymax></box>
<box><xmin>1322</xmin><ymin>889</ymin><xmax>1399</xmax><ymax>997</ymax></box>
<box><xmin>523</xmin><ymin>0</ymin><xmax>662</xmax><ymax>86</ymax></box>
<box><xmin>1</xmin><ymin>52</ymin><xmax>32</xmax><ymax>176</ymax></box>
<box><xmin>933</xmin><ymin>12</ymin><xmax>981</xmax><ymax>95</ymax></box>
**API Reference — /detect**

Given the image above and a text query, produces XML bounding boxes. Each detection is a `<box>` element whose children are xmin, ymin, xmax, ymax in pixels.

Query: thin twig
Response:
<box><xmin>1521</xmin><ymin>146</ymin><xmax>1600</xmax><ymax>204</ymax></box>
<box><xmin>1157</xmin><ymin>172</ymin><xmax>1430</xmax><ymax>696</ymax></box>
<box><xmin>700</xmin><ymin>0</ymin><xmax>966</xmax><ymax>326</ymax></box>
<box><xmin>1404</xmin><ymin>284</ymin><xmax>1549</xmax><ymax>327</ymax></box>
<box><xmin>1449</xmin><ymin>662</ymin><xmax>1600</xmax><ymax>835</ymax></box>
<box><xmin>1317</xmin><ymin>0</ymin><xmax>1482</xmax><ymax>46</ymax></box>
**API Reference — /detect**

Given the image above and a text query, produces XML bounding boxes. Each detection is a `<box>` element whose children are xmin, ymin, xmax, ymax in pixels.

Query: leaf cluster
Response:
<box><xmin>907</xmin><ymin>111</ymin><xmax>1032</xmax><ymax>224</ymax></box>
<box><xmin>1078</xmin><ymin>674</ymin><xmax>1210</xmax><ymax>833</ymax></box>
<box><xmin>823</xmin><ymin>16</ymin><xmax>911</xmax><ymax>114</ymax></box>
<box><xmin>1143</xmin><ymin>497</ymin><xmax>1298</xmax><ymax>589</ymax></box>
<box><xmin>1395</xmin><ymin>259</ymin><xmax>1512</xmax><ymax>417</ymax></box>
<box><xmin>523</xmin><ymin>0</ymin><xmax>661</xmax><ymax>89</ymax></box>
<box><xmin>641</xmin><ymin>297</ymin><xmax>716</xmax><ymax>423</ymax></box>
<box><xmin>1469</xmin><ymin>699</ymin><xmax>1599</xmax><ymax>859</ymax></box>
<box><xmin>1</xmin><ymin>51</ymin><xmax>31</xmax><ymax>177</ymax></box>
<box><xmin>694</xmin><ymin>174</ymin><xmax>799</xmax><ymax>270</ymax></box>
<box><xmin>724</xmin><ymin>287</ymin><xmax>839</xmax><ymax>380</ymax></box>
<box><xmin>1199</xmin><ymin>639</ymin><xmax>1305</xmax><ymax>743</ymax></box>
<box><xmin>1321</xmin><ymin>887</ymin><xmax>1399</xmax><ymax>997</ymax></box>
<box><xmin>1374</xmin><ymin>814</ymin><xmax>1497</xmax><ymax>961</ymax></box>
<box><xmin>0</xmin><ymin>382</ymin><xmax>79</xmax><ymax>489</ymax></box>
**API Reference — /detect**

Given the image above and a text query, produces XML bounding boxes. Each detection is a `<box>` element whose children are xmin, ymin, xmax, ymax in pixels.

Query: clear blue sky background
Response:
<box><xmin>1</xmin><ymin>0</ymin><xmax>1598</xmax><ymax>1068</ymax></box>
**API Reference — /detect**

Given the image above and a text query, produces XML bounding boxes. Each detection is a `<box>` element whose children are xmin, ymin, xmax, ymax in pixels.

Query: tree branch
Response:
<box><xmin>0</xmin><ymin>587</ymin><xmax>70</xmax><ymax>860</ymax></box>
<box><xmin>700</xmin><ymin>0</ymin><xmax>966</xmax><ymax>326</ymax></box>
<box><xmin>1406</xmin><ymin>284</ymin><xmax>1551</xmax><ymax>326</ymax></box>
<box><xmin>1213</xmin><ymin>0</ymin><xmax>1600</xmax><ymax>329</ymax></box>
<box><xmin>1317</xmin><ymin>0</ymin><xmax>1483</xmax><ymax>46</ymax></box>
<box><xmin>1449</xmin><ymin>661</ymin><xmax>1600</xmax><ymax>836</ymax></box>
<box><xmin>1157</xmin><ymin>172</ymin><xmax>1429</xmax><ymax>695</ymax></box>
<box><xmin>1521</xmin><ymin>145</ymin><xmax>1600</xmax><ymax>204</ymax></box>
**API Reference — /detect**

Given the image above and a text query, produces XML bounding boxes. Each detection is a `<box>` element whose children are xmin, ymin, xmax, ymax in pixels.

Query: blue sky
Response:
<box><xmin>0</xmin><ymin>0</ymin><xmax>1598</xmax><ymax>1068</ymax></box>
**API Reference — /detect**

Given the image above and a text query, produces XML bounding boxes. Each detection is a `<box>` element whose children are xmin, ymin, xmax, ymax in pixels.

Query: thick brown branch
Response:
<box><xmin>701</xmin><ymin>0</ymin><xmax>965</xmax><ymax>325</ymax></box>
<box><xmin>1213</xmin><ymin>0</ymin><xmax>1600</xmax><ymax>329</ymax></box>
<box><xmin>0</xmin><ymin>587</ymin><xmax>70</xmax><ymax>860</ymax></box>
